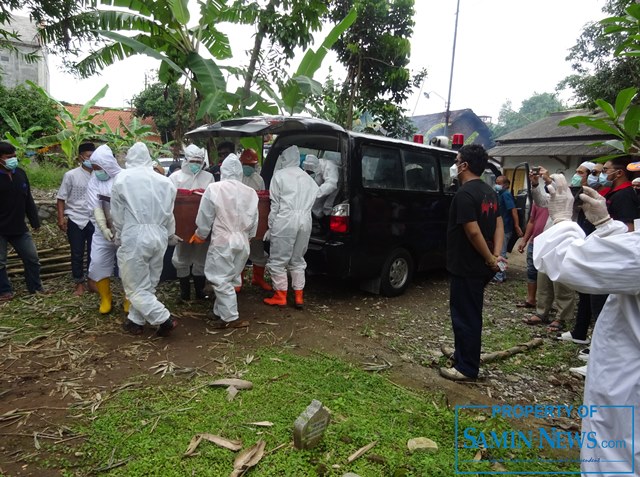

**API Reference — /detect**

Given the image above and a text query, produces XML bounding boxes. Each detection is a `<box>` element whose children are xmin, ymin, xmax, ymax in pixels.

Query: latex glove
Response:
<box><xmin>189</xmin><ymin>233</ymin><xmax>206</xmax><ymax>244</ymax></box>
<box><xmin>94</xmin><ymin>207</ymin><xmax>114</xmax><ymax>241</ymax></box>
<box><xmin>168</xmin><ymin>234</ymin><xmax>183</xmax><ymax>246</ymax></box>
<box><xmin>263</xmin><ymin>230</ymin><xmax>271</xmax><ymax>242</ymax></box>
<box><xmin>113</xmin><ymin>234</ymin><xmax>122</xmax><ymax>247</ymax></box>
<box><xmin>580</xmin><ymin>186</ymin><xmax>611</xmax><ymax>227</ymax></box>
<box><xmin>546</xmin><ymin>174</ymin><xmax>574</xmax><ymax>225</ymax></box>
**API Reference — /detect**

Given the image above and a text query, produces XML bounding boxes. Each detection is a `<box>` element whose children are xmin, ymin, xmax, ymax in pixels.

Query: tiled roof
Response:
<box><xmin>62</xmin><ymin>105</ymin><xmax>161</xmax><ymax>143</ymax></box>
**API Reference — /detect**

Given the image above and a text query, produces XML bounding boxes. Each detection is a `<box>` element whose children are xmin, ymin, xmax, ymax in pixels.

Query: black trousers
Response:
<box><xmin>572</xmin><ymin>292</ymin><xmax>608</xmax><ymax>340</ymax></box>
<box><xmin>67</xmin><ymin>220</ymin><xmax>94</xmax><ymax>283</ymax></box>
<box><xmin>450</xmin><ymin>274</ymin><xmax>489</xmax><ymax>378</ymax></box>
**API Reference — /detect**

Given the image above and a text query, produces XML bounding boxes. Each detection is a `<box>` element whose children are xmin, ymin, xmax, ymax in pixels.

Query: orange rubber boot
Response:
<box><xmin>263</xmin><ymin>290</ymin><xmax>287</xmax><ymax>306</ymax></box>
<box><xmin>251</xmin><ymin>266</ymin><xmax>273</xmax><ymax>291</ymax></box>
<box><xmin>294</xmin><ymin>290</ymin><xmax>304</xmax><ymax>309</ymax></box>
<box><xmin>235</xmin><ymin>272</ymin><xmax>244</xmax><ymax>294</ymax></box>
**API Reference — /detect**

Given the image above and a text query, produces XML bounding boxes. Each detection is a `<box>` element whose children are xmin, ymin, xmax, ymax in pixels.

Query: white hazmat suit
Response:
<box><xmin>86</xmin><ymin>145</ymin><xmax>122</xmax><ymax>282</ymax></box>
<box><xmin>111</xmin><ymin>143</ymin><xmax>177</xmax><ymax>327</ymax></box>
<box><xmin>170</xmin><ymin>145</ymin><xmax>214</xmax><ymax>280</ymax></box>
<box><xmin>194</xmin><ymin>154</ymin><xmax>258</xmax><ymax>322</ymax></box>
<box><xmin>534</xmin><ymin>182</ymin><xmax>640</xmax><ymax>476</ymax></box>
<box><xmin>305</xmin><ymin>155</ymin><xmax>339</xmax><ymax>218</ymax></box>
<box><xmin>267</xmin><ymin>146</ymin><xmax>319</xmax><ymax>292</ymax></box>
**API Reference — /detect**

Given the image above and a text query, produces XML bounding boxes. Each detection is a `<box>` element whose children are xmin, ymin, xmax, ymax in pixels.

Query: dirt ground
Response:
<box><xmin>0</xmin><ymin>223</ymin><xmax>588</xmax><ymax>476</ymax></box>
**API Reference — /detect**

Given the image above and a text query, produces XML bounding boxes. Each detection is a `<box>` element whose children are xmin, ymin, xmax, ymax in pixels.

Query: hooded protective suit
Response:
<box><xmin>170</xmin><ymin>145</ymin><xmax>214</xmax><ymax>277</ymax></box>
<box><xmin>111</xmin><ymin>142</ymin><xmax>177</xmax><ymax>326</ymax></box>
<box><xmin>194</xmin><ymin>154</ymin><xmax>258</xmax><ymax>322</ymax></box>
<box><xmin>534</xmin><ymin>220</ymin><xmax>639</xmax><ymax>475</ymax></box>
<box><xmin>303</xmin><ymin>154</ymin><xmax>339</xmax><ymax>218</ymax></box>
<box><xmin>267</xmin><ymin>146</ymin><xmax>319</xmax><ymax>291</ymax></box>
<box><xmin>86</xmin><ymin>145</ymin><xmax>122</xmax><ymax>281</ymax></box>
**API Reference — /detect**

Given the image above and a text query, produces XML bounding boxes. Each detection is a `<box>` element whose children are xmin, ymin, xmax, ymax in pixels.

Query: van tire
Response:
<box><xmin>379</xmin><ymin>248</ymin><xmax>414</xmax><ymax>297</ymax></box>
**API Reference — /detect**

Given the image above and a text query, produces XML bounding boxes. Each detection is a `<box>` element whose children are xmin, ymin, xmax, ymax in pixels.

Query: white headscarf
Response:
<box><xmin>86</xmin><ymin>144</ymin><xmax>122</xmax><ymax>212</ymax></box>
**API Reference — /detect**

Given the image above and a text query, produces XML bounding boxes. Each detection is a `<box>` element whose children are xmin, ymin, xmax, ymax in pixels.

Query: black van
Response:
<box><xmin>186</xmin><ymin>116</ymin><xmax>458</xmax><ymax>296</ymax></box>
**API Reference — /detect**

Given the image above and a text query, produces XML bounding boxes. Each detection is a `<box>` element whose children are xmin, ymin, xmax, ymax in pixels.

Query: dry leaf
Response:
<box><xmin>184</xmin><ymin>435</ymin><xmax>203</xmax><ymax>456</ymax></box>
<box><xmin>246</xmin><ymin>421</ymin><xmax>274</xmax><ymax>427</ymax></box>
<box><xmin>184</xmin><ymin>433</ymin><xmax>242</xmax><ymax>456</ymax></box>
<box><xmin>347</xmin><ymin>440</ymin><xmax>377</xmax><ymax>463</ymax></box>
<box><xmin>209</xmin><ymin>379</ymin><xmax>253</xmax><ymax>390</ymax></box>
<box><xmin>230</xmin><ymin>440</ymin><xmax>266</xmax><ymax>477</ymax></box>
<box><xmin>227</xmin><ymin>385</ymin><xmax>239</xmax><ymax>402</ymax></box>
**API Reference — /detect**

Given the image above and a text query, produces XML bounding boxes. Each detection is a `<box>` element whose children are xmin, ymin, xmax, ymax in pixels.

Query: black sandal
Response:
<box><xmin>522</xmin><ymin>314</ymin><xmax>548</xmax><ymax>326</ymax></box>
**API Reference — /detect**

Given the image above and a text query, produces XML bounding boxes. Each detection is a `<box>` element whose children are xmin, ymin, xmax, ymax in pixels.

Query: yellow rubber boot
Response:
<box><xmin>123</xmin><ymin>298</ymin><xmax>130</xmax><ymax>313</ymax></box>
<box><xmin>96</xmin><ymin>278</ymin><xmax>112</xmax><ymax>314</ymax></box>
<box><xmin>263</xmin><ymin>290</ymin><xmax>287</xmax><ymax>307</ymax></box>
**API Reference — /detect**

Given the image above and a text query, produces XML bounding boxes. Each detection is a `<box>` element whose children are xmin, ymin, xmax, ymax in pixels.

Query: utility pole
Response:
<box><xmin>444</xmin><ymin>0</ymin><xmax>460</xmax><ymax>138</ymax></box>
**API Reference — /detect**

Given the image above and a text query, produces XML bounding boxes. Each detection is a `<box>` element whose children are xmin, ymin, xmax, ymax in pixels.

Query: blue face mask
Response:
<box><xmin>4</xmin><ymin>157</ymin><xmax>18</xmax><ymax>171</ymax></box>
<box><xmin>94</xmin><ymin>170</ymin><xmax>110</xmax><ymax>181</ymax></box>
<box><xmin>82</xmin><ymin>160</ymin><xmax>93</xmax><ymax>169</ymax></box>
<box><xmin>494</xmin><ymin>184</ymin><xmax>503</xmax><ymax>192</ymax></box>
<box><xmin>188</xmin><ymin>163</ymin><xmax>201</xmax><ymax>175</ymax></box>
<box><xmin>571</xmin><ymin>173</ymin><xmax>582</xmax><ymax>187</ymax></box>
<box><xmin>242</xmin><ymin>165</ymin><xmax>254</xmax><ymax>177</ymax></box>
<box><xmin>599</xmin><ymin>173</ymin><xmax>608</xmax><ymax>185</ymax></box>
<box><xmin>587</xmin><ymin>174</ymin><xmax>598</xmax><ymax>187</ymax></box>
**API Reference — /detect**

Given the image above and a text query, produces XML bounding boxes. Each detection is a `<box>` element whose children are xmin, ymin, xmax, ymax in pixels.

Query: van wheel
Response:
<box><xmin>380</xmin><ymin>248</ymin><xmax>414</xmax><ymax>297</ymax></box>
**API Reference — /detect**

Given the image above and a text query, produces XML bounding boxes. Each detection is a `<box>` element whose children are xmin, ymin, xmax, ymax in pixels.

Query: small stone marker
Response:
<box><xmin>293</xmin><ymin>399</ymin><xmax>331</xmax><ymax>450</ymax></box>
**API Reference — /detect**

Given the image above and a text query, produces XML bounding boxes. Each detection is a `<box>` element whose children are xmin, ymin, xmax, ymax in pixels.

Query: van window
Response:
<box><xmin>403</xmin><ymin>150</ymin><xmax>439</xmax><ymax>191</ymax></box>
<box><xmin>441</xmin><ymin>154</ymin><xmax>456</xmax><ymax>190</ymax></box>
<box><xmin>361</xmin><ymin>145</ymin><xmax>403</xmax><ymax>189</ymax></box>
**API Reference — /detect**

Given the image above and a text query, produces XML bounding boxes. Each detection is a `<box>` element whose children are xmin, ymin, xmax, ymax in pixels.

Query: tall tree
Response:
<box><xmin>326</xmin><ymin>0</ymin><xmax>418</xmax><ymax>136</ymax></box>
<box><xmin>558</xmin><ymin>0</ymin><xmax>640</xmax><ymax>108</ymax></box>
<box><xmin>491</xmin><ymin>92</ymin><xmax>566</xmax><ymax>138</ymax></box>
<box><xmin>0</xmin><ymin>83</ymin><xmax>60</xmax><ymax>137</ymax></box>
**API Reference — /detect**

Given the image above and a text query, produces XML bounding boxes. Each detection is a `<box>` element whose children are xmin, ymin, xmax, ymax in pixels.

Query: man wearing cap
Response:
<box><xmin>56</xmin><ymin>143</ymin><xmax>96</xmax><ymax>295</ymax></box>
<box><xmin>533</xmin><ymin>171</ymin><xmax>640</xmax><ymax>475</ymax></box>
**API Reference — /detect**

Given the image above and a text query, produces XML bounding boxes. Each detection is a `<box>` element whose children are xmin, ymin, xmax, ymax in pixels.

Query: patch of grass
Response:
<box><xmin>24</xmin><ymin>161</ymin><xmax>66</xmax><ymax>189</ymax></box>
<box><xmin>47</xmin><ymin>351</ymin><xmax>579</xmax><ymax>476</ymax></box>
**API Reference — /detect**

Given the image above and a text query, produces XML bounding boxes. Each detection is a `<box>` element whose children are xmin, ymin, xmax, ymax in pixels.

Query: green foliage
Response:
<box><xmin>490</xmin><ymin>93</ymin><xmax>566</xmax><ymax>138</ymax></box>
<box><xmin>559</xmin><ymin>87</ymin><xmax>640</xmax><ymax>158</ymax></box>
<box><xmin>558</xmin><ymin>0</ymin><xmax>640</xmax><ymax>107</ymax></box>
<box><xmin>22</xmin><ymin>160</ymin><xmax>66</xmax><ymax>189</ymax></box>
<box><xmin>30</xmin><ymin>82</ymin><xmax>108</xmax><ymax>167</ymax></box>
<box><xmin>0</xmin><ymin>83</ymin><xmax>61</xmax><ymax>139</ymax></box>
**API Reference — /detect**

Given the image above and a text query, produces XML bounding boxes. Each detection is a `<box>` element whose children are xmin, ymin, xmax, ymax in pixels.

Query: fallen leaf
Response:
<box><xmin>209</xmin><ymin>379</ymin><xmax>253</xmax><ymax>390</ymax></box>
<box><xmin>407</xmin><ymin>437</ymin><xmax>438</xmax><ymax>453</ymax></box>
<box><xmin>347</xmin><ymin>440</ymin><xmax>377</xmax><ymax>463</ymax></box>
<box><xmin>245</xmin><ymin>421</ymin><xmax>274</xmax><ymax>427</ymax></box>
<box><xmin>230</xmin><ymin>440</ymin><xmax>266</xmax><ymax>477</ymax></box>
<box><xmin>184</xmin><ymin>435</ymin><xmax>203</xmax><ymax>456</ymax></box>
<box><xmin>184</xmin><ymin>433</ymin><xmax>243</xmax><ymax>456</ymax></box>
<box><xmin>227</xmin><ymin>386</ymin><xmax>239</xmax><ymax>402</ymax></box>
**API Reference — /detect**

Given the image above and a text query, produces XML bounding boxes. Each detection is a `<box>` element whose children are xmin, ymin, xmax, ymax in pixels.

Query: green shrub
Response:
<box><xmin>24</xmin><ymin>160</ymin><xmax>66</xmax><ymax>190</ymax></box>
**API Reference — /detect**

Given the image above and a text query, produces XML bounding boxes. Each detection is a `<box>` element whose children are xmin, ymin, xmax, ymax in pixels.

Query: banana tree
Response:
<box><xmin>30</xmin><ymin>81</ymin><xmax>108</xmax><ymax>167</ymax></box>
<box><xmin>0</xmin><ymin>110</ymin><xmax>44</xmax><ymax>164</ymax></box>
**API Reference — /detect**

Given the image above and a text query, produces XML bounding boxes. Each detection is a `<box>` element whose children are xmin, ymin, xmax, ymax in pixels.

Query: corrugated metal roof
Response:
<box><xmin>494</xmin><ymin>110</ymin><xmax>611</xmax><ymax>142</ymax></box>
<box><xmin>488</xmin><ymin>140</ymin><xmax>616</xmax><ymax>157</ymax></box>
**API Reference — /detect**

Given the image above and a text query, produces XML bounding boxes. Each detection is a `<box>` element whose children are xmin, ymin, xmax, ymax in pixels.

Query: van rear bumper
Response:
<box><xmin>305</xmin><ymin>238</ymin><xmax>352</xmax><ymax>278</ymax></box>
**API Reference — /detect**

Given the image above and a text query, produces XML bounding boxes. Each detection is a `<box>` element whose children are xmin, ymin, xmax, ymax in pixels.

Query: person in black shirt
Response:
<box><xmin>0</xmin><ymin>141</ymin><xmax>45</xmax><ymax>300</ymax></box>
<box><xmin>206</xmin><ymin>141</ymin><xmax>235</xmax><ymax>182</ymax></box>
<box><xmin>600</xmin><ymin>156</ymin><xmax>640</xmax><ymax>231</ymax></box>
<box><xmin>440</xmin><ymin>145</ymin><xmax>504</xmax><ymax>381</ymax></box>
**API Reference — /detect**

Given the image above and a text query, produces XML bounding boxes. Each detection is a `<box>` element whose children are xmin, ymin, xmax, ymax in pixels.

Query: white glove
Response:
<box><xmin>94</xmin><ymin>207</ymin><xmax>114</xmax><ymax>241</ymax></box>
<box><xmin>580</xmin><ymin>186</ymin><xmax>611</xmax><ymax>227</ymax></box>
<box><xmin>168</xmin><ymin>234</ymin><xmax>183</xmax><ymax>246</ymax></box>
<box><xmin>263</xmin><ymin>230</ymin><xmax>271</xmax><ymax>242</ymax></box>
<box><xmin>113</xmin><ymin>234</ymin><xmax>122</xmax><ymax>247</ymax></box>
<box><xmin>546</xmin><ymin>174</ymin><xmax>574</xmax><ymax>225</ymax></box>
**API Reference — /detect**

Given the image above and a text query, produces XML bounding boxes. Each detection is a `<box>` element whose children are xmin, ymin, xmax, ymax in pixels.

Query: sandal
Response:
<box><xmin>546</xmin><ymin>320</ymin><xmax>564</xmax><ymax>332</ymax></box>
<box><xmin>516</xmin><ymin>301</ymin><xmax>536</xmax><ymax>309</ymax></box>
<box><xmin>522</xmin><ymin>314</ymin><xmax>548</xmax><ymax>326</ymax></box>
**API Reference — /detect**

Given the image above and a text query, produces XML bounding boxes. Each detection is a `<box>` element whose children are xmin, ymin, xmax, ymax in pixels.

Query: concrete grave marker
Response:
<box><xmin>293</xmin><ymin>399</ymin><xmax>330</xmax><ymax>450</ymax></box>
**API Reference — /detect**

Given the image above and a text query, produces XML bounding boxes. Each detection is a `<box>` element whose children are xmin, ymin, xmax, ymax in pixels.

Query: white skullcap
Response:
<box><xmin>580</xmin><ymin>161</ymin><xmax>596</xmax><ymax>171</ymax></box>
<box><xmin>632</xmin><ymin>177</ymin><xmax>640</xmax><ymax>185</ymax></box>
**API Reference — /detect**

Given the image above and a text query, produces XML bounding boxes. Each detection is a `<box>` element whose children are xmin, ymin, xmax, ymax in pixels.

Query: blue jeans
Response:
<box><xmin>493</xmin><ymin>231</ymin><xmax>512</xmax><ymax>282</ymax></box>
<box><xmin>0</xmin><ymin>232</ymin><xmax>43</xmax><ymax>294</ymax></box>
<box><xmin>526</xmin><ymin>242</ymin><xmax>537</xmax><ymax>283</ymax></box>
<box><xmin>67</xmin><ymin>220</ymin><xmax>94</xmax><ymax>283</ymax></box>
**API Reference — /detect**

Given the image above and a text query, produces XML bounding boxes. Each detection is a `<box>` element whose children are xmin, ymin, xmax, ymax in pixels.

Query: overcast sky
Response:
<box><xmin>47</xmin><ymin>0</ymin><xmax>605</xmax><ymax>122</ymax></box>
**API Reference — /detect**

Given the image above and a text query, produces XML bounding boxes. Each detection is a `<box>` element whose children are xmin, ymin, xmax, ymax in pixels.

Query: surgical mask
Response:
<box><xmin>587</xmin><ymin>174</ymin><xmax>598</xmax><ymax>187</ymax></box>
<box><xmin>449</xmin><ymin>164</ymin><xmax>458</xmax><ymax>180</ymax></box>
<box><xmin>494</xmin><ymin>184</ymin><xmax>503</xmax><ymax>192</ymax></box>
<box><xmin>242</xmin><ymin>165</ymin><xmax>254</xmax><ymax>177</ymax></box>
<box><xmin>188</xmin><ymin>163</ymin><xmax>201</xmax><ymax>175</ymax></box>
<box><xmin>599</xmin><ymin>173</ymin><xmax>608</xmax><ymax>185</ymax></box>
<box><xmin>570</xmin><ymin>173</ymin><xmax>582</xmax><ymax>187</ymax></box>
<box><xmin>94</xmin><ymin>170</ymin><xmax>109</xmax><ymax>181</ymax></box>
<box><xmin>82</xmin><ymin>160</ymin><xmax>93</xmax><ymax>169</ymax></box>
<box><xmin>4</xmin><ymin>157</ymin><xmax>18</xmax><ymax>171</ymax></box>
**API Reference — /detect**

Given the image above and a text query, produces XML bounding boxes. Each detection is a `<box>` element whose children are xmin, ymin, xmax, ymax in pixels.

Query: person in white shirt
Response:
<box><xmin>56</xmin><ymin>143</ymin><xmax>96</xmax><ymax>296</ymax></box>
<box><xmin>169</xmin><ymin>144</ymin><xmax>214</xmax><ymax>300</ymax></box>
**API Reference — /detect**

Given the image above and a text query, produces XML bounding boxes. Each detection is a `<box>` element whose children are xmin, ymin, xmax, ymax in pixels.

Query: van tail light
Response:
<box><xmin>329</xmin><ymin>202</ymin><xmax>350</xmax><ymax>233</ymax></box>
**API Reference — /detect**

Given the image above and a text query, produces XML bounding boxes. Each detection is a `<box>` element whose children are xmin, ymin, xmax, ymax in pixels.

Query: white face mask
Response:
<box><xmin>449</xmin><ymin>163</ymin><xmax>458</xmax><ymax>180</ymax></box>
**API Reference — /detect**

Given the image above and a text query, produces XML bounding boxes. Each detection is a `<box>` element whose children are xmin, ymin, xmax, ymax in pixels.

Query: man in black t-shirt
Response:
<box><xmin>600</xmin><ymin>156</ymin><xmax>640</xmax><ymax>231</ymax></box>
<box><xmin>441</xmin><ymin>145</ymin><xmax>504</xmax><ymax>381</ymax></box>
